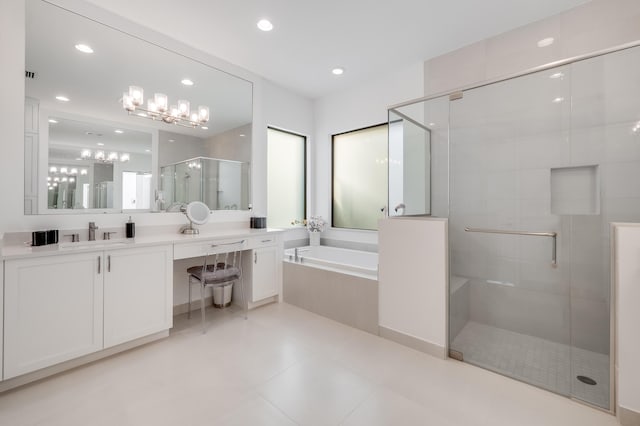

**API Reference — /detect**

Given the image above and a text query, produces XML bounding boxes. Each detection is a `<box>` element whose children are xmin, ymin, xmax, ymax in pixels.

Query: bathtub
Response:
<box><xmin>283</xmin><ymin>245</ymin><xmax>378</xmax><ymax>280</ymax></box>
<box><xmin>283</xmin><ymin>245</ymin><xmax>379</xmax><ymax>334</ymax></box>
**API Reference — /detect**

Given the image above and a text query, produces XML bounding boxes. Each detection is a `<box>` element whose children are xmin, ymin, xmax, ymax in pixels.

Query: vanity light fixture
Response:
<box><xmin>80</xmin><ymin>169</ymin><xmax>88</xmax><ymax>175</ymax></box>
<box><xmin>81</xmin><ymin>149</ymin><xmax>92</xmax><ymax>159</ymax></box>
<box><xmin>95</xmin><ymin>150</ymin><xmax>105</xmax><ymax>161</ymax></box>
<box><xmin>74</xmin><ymin>43</ymin><xmax>94</xmax><ymax>54</ymax></box>
<box><xmin>55</xmin><ymin>95</ymin><xmax>70</xmax><ymax>102</ymax></box>
<box><xmin>257</xmin><ymin>19</ymin><xmax>273</xmax><ymax>32</ymax></box>
<box><xmin>108</xmin><ymin>152</ymin><xmax>119</xmax><ymax>161</ymax></box>
<box><xmin>122</xmin><ymin>85</ymin><xmax>210</xmax><ymax>128</ymax></box>
<box><xmin>49</xmin><ymin>166</ymin><xmax>57</xmax><ymax>173</ymax></box>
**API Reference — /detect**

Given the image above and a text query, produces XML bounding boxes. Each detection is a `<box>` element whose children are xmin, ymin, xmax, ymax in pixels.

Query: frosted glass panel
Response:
<box><xmin>267</xmin><ymin>128</ymin><xmax>306</xmax><ymax>227</ymax></box>
<box><xmin>332</xmin><ymin>124</ymin><xmax>387</xmax><ymax>230</ymax></box>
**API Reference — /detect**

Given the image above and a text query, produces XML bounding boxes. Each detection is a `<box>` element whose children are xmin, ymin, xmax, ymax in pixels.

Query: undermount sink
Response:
<box><xmin>58</xmin><ymin>239</ymin><xmax>132</xmax><ymax>250</ymax></box>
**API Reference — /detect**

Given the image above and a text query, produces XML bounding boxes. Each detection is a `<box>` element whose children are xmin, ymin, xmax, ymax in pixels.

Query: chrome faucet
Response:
<box><xmin>88</xmin><ymin>222</ymin><xmax>98</xmax><ymax>241</ymax></box>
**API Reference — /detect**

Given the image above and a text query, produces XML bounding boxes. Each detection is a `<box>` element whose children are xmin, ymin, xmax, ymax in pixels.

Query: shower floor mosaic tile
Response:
<box><xmin>451</xmin><ymin>321</ymin><xmax>610</xmax><ymax>409</ymax></box>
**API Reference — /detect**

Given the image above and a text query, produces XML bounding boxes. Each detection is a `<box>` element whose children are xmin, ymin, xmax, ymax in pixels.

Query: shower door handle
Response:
<box><xmin>464</xmin><ymin>227</ymin><xmax>557</xmax><ymax>267</ymax></box>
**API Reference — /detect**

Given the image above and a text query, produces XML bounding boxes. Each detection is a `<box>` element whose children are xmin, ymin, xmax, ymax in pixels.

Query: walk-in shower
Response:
<box><xmin>389</xmin><ymin>43</ymin><xmax>640</xmax><ymax>411</ymax></box>
<box><xmin>159</xmin><ymin>156</ymin><xmax>250</xmax><ymax>210</ymax></box>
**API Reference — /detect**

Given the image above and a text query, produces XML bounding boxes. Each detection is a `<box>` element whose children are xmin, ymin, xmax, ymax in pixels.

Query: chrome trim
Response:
<box><xmin>465</xmin><ymin>227</ymin><xmax>557</xmax><ymax>267</ymax></box>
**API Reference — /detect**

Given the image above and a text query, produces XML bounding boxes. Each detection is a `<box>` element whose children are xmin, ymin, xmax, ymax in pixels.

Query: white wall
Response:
<box><xmin>423</xmin><ymin>0</ymin><xmax>640</xmax><ymax>96</ymax></box>
<box><xmin>378</xmin><ymin>217</ymin><xmax>448</xmax><ymax>355</ymax></box>
<box><xmin>314</xmin><ymin>62</ymin><xmax>425</xmax><ymax>246</ymax></box>
<box><xmin>261</xmin><ymin>80</ymin><xmax>315</xmax><ymax>242</ymax></box>
<box><xmin>614</xmin><ymin>224</ymin><xmax>640</xmax><ymax>418</ymax></box>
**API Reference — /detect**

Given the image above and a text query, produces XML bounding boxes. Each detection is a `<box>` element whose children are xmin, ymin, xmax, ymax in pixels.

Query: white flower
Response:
<box><xmin>306</xmin><ymin>215</ymin><xmax>326</xmax><ymax>233</ymax></box>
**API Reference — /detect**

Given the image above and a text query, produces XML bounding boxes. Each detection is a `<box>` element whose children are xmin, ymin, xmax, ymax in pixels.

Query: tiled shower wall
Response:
<box><xmin>441</xmin><ymin>46</ymin><xmax>640</xmax><ymax>355</ymax></box>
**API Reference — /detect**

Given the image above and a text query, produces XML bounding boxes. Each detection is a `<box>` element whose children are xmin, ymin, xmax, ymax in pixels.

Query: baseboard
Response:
<box><xmin>379</xmin><ymin>326</ymin><xmax>446</xmax><ymax>359</ymax></box>
<box><xmin>0</xmin><ymin>330</ymin><xmax>169</xmax><ymax>393</ymax></box>
<box><xmin>618</xmin><ymin>405</ymin><xmax>640</xmax><ymax>426</ymax></box>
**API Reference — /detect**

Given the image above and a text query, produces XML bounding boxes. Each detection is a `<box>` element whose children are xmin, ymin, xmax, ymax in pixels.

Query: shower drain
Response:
<box><xmin>577</xmin><ymin>375</ymin><xmax>597</xmax><ymax>386</ymax></box>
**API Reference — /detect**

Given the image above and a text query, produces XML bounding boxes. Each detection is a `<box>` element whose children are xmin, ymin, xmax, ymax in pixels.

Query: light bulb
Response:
<box><xmin>95</xmin><ymin>150</ymin><xmax>105</xmax><ymax>161</ymax></box>
<box><xmin>198</xmin><ymin>105</ymin><xmax>210</xmax><ymax>123</ymax></box>
<box><xmin>120</xmin><ymin>153</ymin><xmax>130</xmax><ymax>162</ymax></box>
<box><xmin>81</xmin><ymin>149</ymin><xmax>91</xmax><ymax>159</ymax></box>
<box><xmin>128</xmin><ymin>85</ymin><xmax>143</xmax><ymax>106</ymax></box>
<box><xmin>80</xmin><ymin>169</ymin><xmax>88</xmax><ymax>175</ymax></box>
<box><xmin>108</xmin><ymin>152</ymin><xmax>119</xmax><ymax>161</ymax></box>
<box><xmin>122</xmin><ymin>93</ymin><xmax>134</xmax><ymax>111</ymax></box>
<box><xmin>70</xmin><ymin>168</ymin><xmax>78</xmax><ymax>174</ymax></box>
<box><xmin>60</xmin><ymin>167</ymin><xmax>68</xmax><ymax>174</ymax></box>
<box><xmin>177</xmin><ymin>100</ymin><xmax>190</xmax><ymax>118</ymax></box>
<box><xmin>49</xmin><ymin>166</ymin><xmax>57</xmax><ymax>173</ymax></box>
<box><xmin>154</xmin><ymin>93</ymin><xmax>168</xmax><ymax>112</ymax></box>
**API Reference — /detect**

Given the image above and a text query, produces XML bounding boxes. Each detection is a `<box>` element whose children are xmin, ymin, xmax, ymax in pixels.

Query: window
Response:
<box><xmin>332</xmin><ymin>124</ymin><xmax>388</xmax><ymax>230</ymax></box>
<box><xmin>267</xmin><ymin>127</ymin><xmax>306</xmax><ymax>227</ymax></box>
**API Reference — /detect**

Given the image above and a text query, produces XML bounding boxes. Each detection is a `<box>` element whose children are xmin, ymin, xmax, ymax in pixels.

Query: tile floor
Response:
<box><xmin>451</xmin><ymin>321</ymin><xmax>610</xmax><ymax>409</ymax></box>
<box><xmin>0</xmin><ymin>303</ymin><xmax>617</xmax><ymax>426</ymax></box>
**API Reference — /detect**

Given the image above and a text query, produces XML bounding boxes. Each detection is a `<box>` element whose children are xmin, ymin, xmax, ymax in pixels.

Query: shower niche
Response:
<box><xmin>159</xmin><ymin>157</ymin><xmax>250</xmax><ymax>211</ymax></box>
<box><xmin>389</xmin><ymin>43</ymin><xmax>640</xmax><ymax>412</ymax></box>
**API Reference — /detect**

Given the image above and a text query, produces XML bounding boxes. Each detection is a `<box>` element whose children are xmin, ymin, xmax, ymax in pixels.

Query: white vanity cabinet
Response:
<box><xmin>103</xmin><ymin>244</ymin><xmax>173</xmax><ymax>348</ymax></box>
<box><xmin>3</xmin><ymin>244</ymin><xmax>173</xmax><ymax>380</ymax></box>
<box><xmin>4</xmin><ymin>252</ymin><xmax>103</xmax><ymax>379</ymax></box>
<box><xmin>250</xmin><ymin>237</ymin><xmax>279</xmax><ymax>302</ymax></box>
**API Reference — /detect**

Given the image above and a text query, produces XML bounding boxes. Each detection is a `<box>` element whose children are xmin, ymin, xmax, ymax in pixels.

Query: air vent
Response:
<box><xmin>25</xmin><ymin>70</ymin><xmax>36</xmax><ymax>79</ymax></box>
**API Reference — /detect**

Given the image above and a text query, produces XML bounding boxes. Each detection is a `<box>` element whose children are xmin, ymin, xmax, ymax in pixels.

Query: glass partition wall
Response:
<box><xmin>389</xmin><ymin>44</ymin><xmax>640</xmax><ymax>411</ymax></box>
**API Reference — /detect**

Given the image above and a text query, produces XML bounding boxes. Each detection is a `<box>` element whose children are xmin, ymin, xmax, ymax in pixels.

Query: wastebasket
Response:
<box><xmin>212</xmin><ymin>283</ymin><xmax>233</xmax><ymax>308</ymax></box>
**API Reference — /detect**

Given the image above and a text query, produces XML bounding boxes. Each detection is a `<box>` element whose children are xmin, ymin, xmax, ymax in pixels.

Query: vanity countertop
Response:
<box><xmin>1</xmin><ymin>228</ymin><xmax>283</xmax><ymax>260</ymax></box>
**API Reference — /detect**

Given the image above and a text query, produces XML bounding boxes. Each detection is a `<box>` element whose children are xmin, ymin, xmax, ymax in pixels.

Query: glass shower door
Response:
<box><xmin>448</xmin><ymin>65</ymin><xmax>575</xmax><ymax>398</ymax></box>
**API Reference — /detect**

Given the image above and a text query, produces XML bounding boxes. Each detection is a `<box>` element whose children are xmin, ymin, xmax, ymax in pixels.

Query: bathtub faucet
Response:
<box><xmin>294</xmin><ymin>247</ymin><xmax>310</xmax><ymax>262</ymax></box>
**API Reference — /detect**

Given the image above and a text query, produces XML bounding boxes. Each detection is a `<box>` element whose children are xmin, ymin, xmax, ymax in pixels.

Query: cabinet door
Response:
<box><xmin>104</xmin><ymin>245</ymin><xmax>173</xmax><ymax>348</ymax></box>
<box><xmin>252</xmin><ymin>246</ymin><xmax>278</xmax><ymax>302</ymax></box>
<box><xmin>4</xmin><ymin>253</ymin><xmax>103</xmax><ymax>379</ymax></box>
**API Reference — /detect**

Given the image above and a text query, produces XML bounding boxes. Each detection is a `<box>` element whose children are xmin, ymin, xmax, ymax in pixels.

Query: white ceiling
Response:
<box><xmin>84</xmin><ymin>0</ymin><xmax>590</xmax><ymax>99</ymax></box>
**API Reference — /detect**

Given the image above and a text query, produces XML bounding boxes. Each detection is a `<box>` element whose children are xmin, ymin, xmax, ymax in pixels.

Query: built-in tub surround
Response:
<box><xmin>283</xmin><ymin>246</ymin><xmax>378</xmax><ymax>334</ymax></box>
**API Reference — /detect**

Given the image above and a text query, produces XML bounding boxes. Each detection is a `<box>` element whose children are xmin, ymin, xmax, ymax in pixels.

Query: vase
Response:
<box><xmin>309</xmin><ymin>231</ymin><xmax>321</xmax><ymax>246</ymax></box>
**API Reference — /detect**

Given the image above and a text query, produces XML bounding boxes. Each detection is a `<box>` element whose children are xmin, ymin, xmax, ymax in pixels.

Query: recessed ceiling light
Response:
<box><xmin>75</xmin><ymin>158</ymin><xmax>82</xmax><ymax>161</ymax></box>
<box><xmin>550</xmin><ymin>72</ymin><xmax>565</xmax><ymax>79</ymax></box>
<box><xmin>181</xmin><ymin>78</ymin><xmax>194</xmax><ymax>86</ymax></box>
<box><xmin>145</xmin><ymin>149</ymin><xmax>151</xmax><ymax>152</ymax></box>
<box><xmin>201</xmin><ymin>126</ymin><xmax>209</xmax><ymax>130</ymax></box>
<box><xmin>552</xmin><ymin>96</ymin><xmax>565</xmax><ymax>103</ymax></box>
<box><xmin>55</xmin><ymin>95</ymin><xmax>70</xmax><ymax>102</ymax></box>
<box><xmin>332</xmin><ymin>67</ymin><xmax>344</xmax><ymax>75</ymax></box>
<box><xmin>428</xmin><ymin>122</ymin><xmax>435</xmax><ymax>127</ymax></box>
<box><xmin>48</xmin><ymin>119</ymin><xmax>58</xmax><ymax>124</ymax></box>
<box><xmin>239</xmin><ymin>134</ymin><xmax>246</xmax><ymax>137</ymax></box>
<box><xmin>75</xmin><ymin>44</ymin><xmax>93</xmax><ymax>54</ymax></box>
<box><xmin>168</xmin><ymin>139</ymin><xmax>175</xmax><ymax>143</ymax></box>
<box><xmin>97</xmin><ymin>142</ymin><xmax>104</xmax><ymax>146</ymax></box>
<box><xmin>114</xmin><ymin>129</ymin><xmax>124</xmax><ymax>134</ymax></box>
<box><xmin>257</xmin><ymin>19</ymin><xmax>273</xmax><ymax>32</ymax></box>
<box><xmin>537</xmin><ymin>37</ymin><xmax>555</xmax><ymax>48</ymax></box>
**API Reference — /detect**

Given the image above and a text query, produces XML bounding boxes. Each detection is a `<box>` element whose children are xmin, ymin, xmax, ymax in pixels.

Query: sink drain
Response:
<box><xmin>577</xmin><ymin>375</ymin><xmax>597</xmax><ymax>386</ymax></box>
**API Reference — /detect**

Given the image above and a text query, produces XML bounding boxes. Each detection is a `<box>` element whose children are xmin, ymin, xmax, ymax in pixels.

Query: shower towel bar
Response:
<box><xmin>464</xmin><ymin>227</ymin><xmax>557</xmax><ymax>267</ymax></box>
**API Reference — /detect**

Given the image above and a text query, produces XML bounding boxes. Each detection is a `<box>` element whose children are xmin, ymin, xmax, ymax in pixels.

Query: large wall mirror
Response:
<box><xmin>24</xmin><ymin>0</ymin><xmax>253</xmax><ymax>214</ymax></box>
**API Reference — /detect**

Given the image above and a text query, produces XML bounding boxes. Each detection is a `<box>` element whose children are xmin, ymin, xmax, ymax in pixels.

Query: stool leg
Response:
<box><xmin>188</xmin><ymin>275</ymin><xmax>192</xmax><ymax>319</ymax></box>
<box><xmin>200</xmin><ymin>283</ymin><xmax>206</xmax><ymax>334</ymax></box>
<box><xmin>240</xmin><ymin>276</ymin><xmax>247</xmax><ymax>320</ymax></box>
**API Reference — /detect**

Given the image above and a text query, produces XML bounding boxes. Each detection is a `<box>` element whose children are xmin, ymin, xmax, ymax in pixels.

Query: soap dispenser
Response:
<box><xmin>126</xmin><ymin>216</ymin><xmax>135</xmax><ymax>238</ymax></box>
